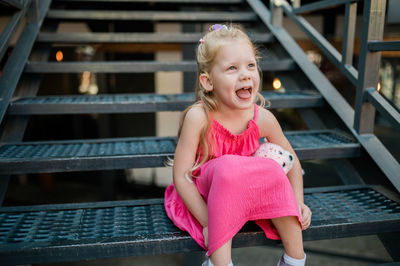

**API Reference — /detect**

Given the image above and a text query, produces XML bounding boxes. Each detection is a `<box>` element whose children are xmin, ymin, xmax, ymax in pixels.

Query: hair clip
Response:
<box><xmin>199</xmin><ymin>38</ymin><xmax>205</xmax><ymax>44</ymax></box>
<box><xmin>209</xmin><ymin>24</ymin><xmax>228</xmax><ymax>32</ymax></box>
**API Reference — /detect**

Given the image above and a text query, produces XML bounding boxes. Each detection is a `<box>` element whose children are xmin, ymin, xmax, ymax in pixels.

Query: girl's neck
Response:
<box><xmin>214</xmin><ymin>104</ymin><xmax>254</xmax><ymax>119</ymax></box>
<box><xmin>211</xmin><ymin>104</ymin><xmax>255</xmax><ymax>135</ymax></box>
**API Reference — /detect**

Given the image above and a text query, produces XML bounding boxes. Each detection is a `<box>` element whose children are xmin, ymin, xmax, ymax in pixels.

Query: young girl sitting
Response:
<box><xmin>164</xmin><ymin>24</ymin><xmax>312</xmax><ymax>266</ymax></box>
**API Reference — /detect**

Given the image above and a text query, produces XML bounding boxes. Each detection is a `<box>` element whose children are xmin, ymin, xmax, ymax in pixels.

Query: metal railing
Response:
<box><xmin>0</xmin><ymin>0</ymin><xmax>52</xmax><ymax>205</ymax></box>
<box><xmin>0</xmin><ymin>0</ymin><xmax>51</xmax><ymax>125</ymax></box>
<box><xmin>248</xmin><ymin>0</ymin><xmax>400</xmax><ymax>191</ymax></box>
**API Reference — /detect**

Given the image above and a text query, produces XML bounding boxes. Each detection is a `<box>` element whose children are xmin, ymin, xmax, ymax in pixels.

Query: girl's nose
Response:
<box><xmin>239</xmin><ymin>69</ymin><xmax>251</xmax><ymax>80</ymax></box>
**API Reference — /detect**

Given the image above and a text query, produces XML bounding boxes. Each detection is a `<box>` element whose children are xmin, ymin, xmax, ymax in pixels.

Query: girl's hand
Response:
<box><xmin>299</xmin><ymin>203</ymin><xmax>312</xmax><ymax>230</ymax></box>
<box><xmin>203</xmin><ymin>226</ymin><xmax>209</xmax><ymax>248</ymax></box>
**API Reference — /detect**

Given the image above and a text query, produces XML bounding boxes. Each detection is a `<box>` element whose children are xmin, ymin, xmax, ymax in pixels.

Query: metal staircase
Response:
<box><xmin>0</xmin><ymin>0</ymin><xmax>399</xmax><ymax>264</ymax></box>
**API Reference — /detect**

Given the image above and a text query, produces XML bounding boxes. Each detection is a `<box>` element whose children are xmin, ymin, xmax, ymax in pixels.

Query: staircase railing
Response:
<box><xmin>249</xmin><ymin>0</ymin><xmax>400</xmax><ymax>192</ymax></box>
<box><xmin>0</xmin><ymin>0</ymin><xmax>51</xmax><ymax>125</ymax></box>
<box><xmin>0</xmin><ymin>0</ymin><xmax>51</xmax><ymax>204</ymax></box>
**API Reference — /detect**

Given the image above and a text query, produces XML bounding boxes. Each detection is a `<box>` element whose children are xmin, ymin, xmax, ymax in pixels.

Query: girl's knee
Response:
<box><xmin>212</xmin><ymin>155</ymin><xmax>241</xmax><ymax>184</ymax></box>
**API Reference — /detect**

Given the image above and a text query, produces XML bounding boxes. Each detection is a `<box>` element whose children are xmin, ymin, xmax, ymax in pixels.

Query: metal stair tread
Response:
<box><xmin>46</xmin><ymin>10</ymin><xmax>258</xmax><ymax>21</ymax></box>
<box><xmin>52</xmin><ymin>0</ymin><xmax>245</xmax><ymax>3</ymax></box>
<box><xmin>37</xmin><ymin>32</ymin><xmax>274</xmax><ymax>44</ymax></box>
<box><xmin>9</xmin><ymin>90</ymin><xmax>324</xmax><ymax>114</ymax></box>
<box><xmin>0</xmin><ymin>130</ymin><xmax>361</xmax><ymax>174</ymax></box>
<box><xmin>0</xmin><ymin>185</ymin><xmax>399</xmax><ymax>264</ymax></box>
<box><xmin>24</xmin><ymin>59</ymin><xmax>296</xmax><ymax>73</ymax></box>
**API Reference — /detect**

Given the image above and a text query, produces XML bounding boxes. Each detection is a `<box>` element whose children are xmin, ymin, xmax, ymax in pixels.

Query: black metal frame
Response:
<box><xmin>262</xmin><ymin>0</ymin><xmax>400</xmax><ymax>192</ymax></box>
<box><xmin>0</xmin><ymin>0</ymin><xmax>51</xmax><ymax>127</ymax></box>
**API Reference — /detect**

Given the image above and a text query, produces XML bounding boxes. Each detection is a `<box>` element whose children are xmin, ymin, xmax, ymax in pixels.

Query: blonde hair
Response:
<box><xmin>171</xmin><ymin>24</ymin><xmax>267</xmax><ymax>176</ymax></box>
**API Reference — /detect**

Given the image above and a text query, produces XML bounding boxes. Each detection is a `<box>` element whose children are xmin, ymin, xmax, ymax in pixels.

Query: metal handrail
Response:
<box><xmin>368</xmin><ymin>40</ymin><xmax>400</xmax><ymax>51</ymax></box>
<box><xmin>0</xmin><ymin>0</ymin><xmax>24</xmax><ymax>9</ymax></box>
<box><xmin>0</xmin><ymin>0</ymin><xmax>51</xmax><ymax>126</ymax></box>
<box><xmin>0</xmin><ymin>0</ymin><xmax>30</xmax><ymax>62</ymax></box>
<box><xmin>292</xmin><ymin>0</ymin><xmax>359</xmax><ymax>14</ymax></box>
<box><xmin>280</xmin><ymin>2</ymin><xmax>358</xmax><ymax>84</ymax></box>
<box><xmin>252</xmin><ymin>0</ymin><xmax>400</xmax><ymax>192</ymax></box>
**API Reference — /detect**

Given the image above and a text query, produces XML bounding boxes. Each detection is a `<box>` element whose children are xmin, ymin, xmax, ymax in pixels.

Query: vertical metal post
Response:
<box><xmin>342</xmin><ymin>2</ymin><xmax>357</xmax><ymax>66</ymax></box>
<box><xmin>292</xmin><ymin>0</ymin><xmax>300</xmax><ymax>8</ymax></box>
<box><xmin>28</xmin><ymin>0</ymin><xmax>40</xmax><ymax>23</ymax></box>
<box><xmin>270</xmin><ymin>0</ymin><xmax>283</xmax><ymax>27</ymax></box>
<box><xmin>354</xmin><ymin>0</ymin><xmax>386</xmax><ymax>134</ymax></box>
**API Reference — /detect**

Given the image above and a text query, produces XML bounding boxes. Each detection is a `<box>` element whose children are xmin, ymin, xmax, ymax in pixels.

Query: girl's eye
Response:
<box><xmin>248</xmin><ymin>63</ymin><xmax>256</xmax><ymax>68</ymax></box>
<box><xmin>228</xmin><ymin>66</ymin><xmax>236</xmax><ymax>70</ymax></box>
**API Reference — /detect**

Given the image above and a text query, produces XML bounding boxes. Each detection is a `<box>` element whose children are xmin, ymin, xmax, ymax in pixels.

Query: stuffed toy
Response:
<box><xmin>252</xmin><ymin>139</ymin><xmax>294</xmax><ymax>174</ymax></box>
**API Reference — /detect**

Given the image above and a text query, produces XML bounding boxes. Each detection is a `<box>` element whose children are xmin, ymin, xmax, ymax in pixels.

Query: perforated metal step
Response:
<box><xmin>0</xmin><ymin>130</ymin><xmax>360</xmax><ymax>174</ymax></box>
<box><xmin>0</xmin><ymin>185</ymin><xmax>399</xmax><ymax>264</ymax></box>
<box><xmin>9</xmin><ymin>90</ymin><xmax>324</xmax><ymax>115</ymax></box>
<box><xmin>45</xmin><ymin>10</ymin><xmax>258</xmax><ymax>21</ymax></box>
<box><xmin>25</xmin><ymin>59</ymin><xmax>296</xmax><ymax>73</ymax></box>
<box><xmin>36</xmin><ymin>32</ymin><xmax>274</xmax><ymax>44</ymax></box>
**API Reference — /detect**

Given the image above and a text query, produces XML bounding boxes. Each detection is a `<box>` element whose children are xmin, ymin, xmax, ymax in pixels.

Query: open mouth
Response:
<box><xmin>235</xmin><ymin>87</ymin><xmax>252</xmax><ymax>99</ymax></box>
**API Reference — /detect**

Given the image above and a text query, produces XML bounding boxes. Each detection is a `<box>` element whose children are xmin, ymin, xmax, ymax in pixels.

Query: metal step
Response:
<box><xmin>0</xmin><ymin>130</ymin><xmax>360</xmax><ymax>174</ymax></box>
<box><xmin>0</xmin><ymin>185</ymin><xmax>399</xmax><ymax>264</ymax></box>
<box><xmin>52</xmin><ymin>0</ymin><xmax>245</xmax><ymax>3</ymax></box>
<box><xmin>46</xmin><ymin>10</ymin><xmax>258</xmax><ymax>21</ymax></box>
<box><xmin>36</xmin><ymin>32</ymin><xmax>274</xmax><ymax>44</ymax></box>
<box><xmin>9</xmin><ymin>90</ymin><xmax>324</xmax><ymax>115</ymax></box>
<box><xmin>24</xmin><ymin>59</ymin><xmax>296</xmax><ymax>73</ymax></box>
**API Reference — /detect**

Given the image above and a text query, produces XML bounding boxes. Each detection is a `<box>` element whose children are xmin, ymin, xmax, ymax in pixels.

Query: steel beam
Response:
<box><xmin>354</xmin><ymin>0</ymin><xmax>386</xmax><ymax>134</ymax></box>
<box><xmin>366</xmin><ymin>87</ymin><xmax>400</xmax><ymax>131</ymax></box>
<box><xmin>368</xmin><ymin>41</ymin><xmax>400</xmax><ymax>52</ymax></box>
<box><xmin>46</xmin><ymin>10</ymin><xmax>257</xmax><ymax>21</ymax></box>
<box><xmin>293</xmin><ymin>0</ymin><xmax>359</xmax><ymax>14</ymax></box>
<box><xmin>25</xmin><ymin>59</ymin><xmax>296</xmax><ymax>73</ymax></box>
<box><xmin>342</xmin><ymin>2</ymin><xmax>357</xmax><ymax>65</ymax></box>
<box><xmin>36</xmin><ymin>32</ymin><xmax>274</xmax><ymax>44</ymax></box>
<box><xmin>0</xmin><ymin>0</ymin><xmax>51</xmax><ymax>125</ymax></box>
<box><xmin>280</xmin><ymin>2</ymin><xmax>358</xmax><ymax>85</ymax></box>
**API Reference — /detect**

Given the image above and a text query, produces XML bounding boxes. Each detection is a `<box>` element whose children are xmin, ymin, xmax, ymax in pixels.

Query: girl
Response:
<box><xmin>165</xmin><ymin>24</ymin><xmax>312</xmax><ymax>266</ymax></box>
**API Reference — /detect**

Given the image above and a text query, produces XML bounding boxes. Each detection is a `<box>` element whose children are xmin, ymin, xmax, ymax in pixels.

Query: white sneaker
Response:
<box><xmin>202</xmin><ymin>258</ymin><xmax>233</xmax><ymax>266</ymax></box>
<box><xmin>202</xmin><ymin>258</ymin><xmax>211</xmax><ymax>266</ymax></box>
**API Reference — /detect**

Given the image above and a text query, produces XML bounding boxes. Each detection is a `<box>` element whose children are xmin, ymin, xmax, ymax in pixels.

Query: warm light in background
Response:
<box><xmin>79</xmin><ymin>71</ymin><xmax>99</xmax><ymax>95</ymax></box>
<box><xmin>56</xmin><ymin>50</ymin><xmax>63</xmax><ymax>62</ymax></box>
<box><xmin>377</xmin><ymin>82</ymin><xmax>381</xmax><ymax>92</ymax></box>
<box><xmin>273</xmin><ymin>78</ymin><xmax>282</xmax><ymax>90</ymax></box>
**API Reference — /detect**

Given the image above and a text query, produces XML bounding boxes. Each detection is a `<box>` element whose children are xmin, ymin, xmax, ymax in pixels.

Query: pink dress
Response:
<box><xmin>164</xmin><ymin>104</ymin><xmax>301</xmax><ymax>255</ymax></box>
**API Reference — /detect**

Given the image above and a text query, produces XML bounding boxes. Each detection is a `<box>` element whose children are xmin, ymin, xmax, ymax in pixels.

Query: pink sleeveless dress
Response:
<box><xmin>164</xmin><ymin>104</ymin><xmax>301</xmax><ymax>255</ymax></box>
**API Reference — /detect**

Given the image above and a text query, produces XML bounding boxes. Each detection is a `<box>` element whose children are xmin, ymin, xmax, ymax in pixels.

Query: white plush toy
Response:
<box><xmin>252</xmin><ymin>139</ymin><xmax>294</xmax><ymax>174</ymax></box>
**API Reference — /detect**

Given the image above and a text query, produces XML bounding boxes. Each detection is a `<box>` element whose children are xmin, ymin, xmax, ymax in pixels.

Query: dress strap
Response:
<box><xmin>253</xmin><ymin>103</ymin><xmax>258</xmax><ymax>121</ymax></box>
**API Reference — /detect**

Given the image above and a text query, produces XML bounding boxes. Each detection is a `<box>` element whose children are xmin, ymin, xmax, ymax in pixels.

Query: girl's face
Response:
<box><xmin>206</xmin><ymin>41</ymin><xmax>260</xmax><ymax>112</ymax></box>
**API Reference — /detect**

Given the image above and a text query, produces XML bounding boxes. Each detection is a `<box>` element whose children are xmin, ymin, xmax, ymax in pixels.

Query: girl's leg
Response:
<box><xmin>271</xmin><ymin>216</ymin><xmax>305</xmax><ymax>259</ymax></box>
<box><xmin>209</xmin><ymin>239</ymin><xmax>232</xmax><ymax>266</ymax></box>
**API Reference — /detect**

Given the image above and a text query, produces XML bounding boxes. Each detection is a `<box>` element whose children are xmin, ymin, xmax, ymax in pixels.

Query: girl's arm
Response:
<box><xmin>258</xmin><ymin>107</ymin><xmax>312</xmax><ymax>228</ymax></box>
<box><xmin>258</xmin><ymin>108</ymin><xmax>303</xmax><ymax>203</ymax></box>
<box><xmin>173</xmin><ymin>106</ymin><xmax>208</xmax><ymax>227</ymax></box>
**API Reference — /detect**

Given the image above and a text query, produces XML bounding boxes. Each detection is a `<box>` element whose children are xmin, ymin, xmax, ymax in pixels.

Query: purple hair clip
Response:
<box><xmin>209</xmin><ymin>24</ymin><xmax>228</xmax><ymax>32</ymax></box>
<box><xmin>199</xmin><ymin>24</ymin><xmax>229</xmax><ymax>43</ymax></box>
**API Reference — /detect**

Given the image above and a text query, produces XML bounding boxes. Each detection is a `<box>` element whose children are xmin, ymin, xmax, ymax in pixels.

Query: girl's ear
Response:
<box><xmin>199</xmin><ymin>73</ymin><xmax>213</xmax><ymax>93</ymax></box>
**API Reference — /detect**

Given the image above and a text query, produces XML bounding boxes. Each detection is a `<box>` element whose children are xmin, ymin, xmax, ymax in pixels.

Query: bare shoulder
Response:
<box><xmin>183</xmin><ymin>105</ymin><xmax>207</xmax><ymax>127</ymax></box>
<box><xmin>258</xmin><ymin>106</ymin><xmax>279</xmax><ymax>126</ymax></box>
<box><xmin>176</xmin><ymin>105</ymin><xmax>207</xmax><ymax>157</ymax></box>
<box><xmin>257</xmin><ymin>106</ymin><xmax>282</xmax><ymax>138</ymax></box>
<box><xmin>179</xmin><ymin>104</ymin><xmax>208</xmax><ymax>139</ymax></box>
